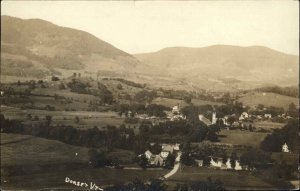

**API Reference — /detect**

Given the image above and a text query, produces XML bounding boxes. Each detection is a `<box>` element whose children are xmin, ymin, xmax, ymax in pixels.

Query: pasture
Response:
<box><xmin>253</xmin><ymin>121</ymin><xmax>286</xmax><ymax>130</ymax></box>
<box><xmin>166</xmin><ymin>166</ymin><xmax>274</xmax><ymax>190</ymax></box>
<box><xmin>238</xmin><ymin>92</ymin><xmax>299</xmax><ymax>110</ymax></box>
<box><xmin>217</xmin><ymin>129</ymin><xmax>269</xmax><ymax>147</ymax></box>
<box><xmin>1</xmin><ymin>133</ymin><xmax>165</xmax><ymax>190</ymax></box>
<box><xmin>152</xmin><ymin>97</ymin><xmax>223</xmax><ymax>108</ymax></box>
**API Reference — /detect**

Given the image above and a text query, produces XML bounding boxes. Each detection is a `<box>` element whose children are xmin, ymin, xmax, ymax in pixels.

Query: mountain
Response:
<box><xmin>1</xmin><ymin>15</ymin><xmax>146</xmax><ymax>81</ymax></box>
<box><xmin>135</xmin><ymin>45</ymin><xmax>299</xmax><ymax>90</ymax></box>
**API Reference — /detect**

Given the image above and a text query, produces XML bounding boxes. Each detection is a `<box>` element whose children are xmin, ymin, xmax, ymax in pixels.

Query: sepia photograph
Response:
<box><xmin>0</xmin><ymin>1</ymin><xmax>299</xmax><ymax>190</ymax></box>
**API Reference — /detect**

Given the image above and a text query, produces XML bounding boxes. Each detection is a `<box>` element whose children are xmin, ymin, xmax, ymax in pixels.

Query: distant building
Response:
<box><xmin>195</xmin><ymin>159</ymin><xmax>203</xmax><ymax>167</ymax></box>
<box><xmin>150</xmin><ymin>155</ymin><xmax>164</xmax><ymax>166</ymax></box>
<box><xmin>172</xmin><ymin>105</ymin><xmax>179</xmax><ymax>114</ymax></box>
<box><xmin>199</xmin><ymin>115</ymin><xmax>212</xmax><ymax>126</ymax></box>
<box><xmin>264</xmin><ymin>114</ymin><xmax>272</xmax><ymax>119</ymax></box>
<box><xmin>161</xmin><ymin>145</ymin><xmax>174</xmax><ymax>154</ymax></box>
<box><xmin>282</xmin><ymin>143</ymin><xmax>290</xmax><ymax>153</ymax></box>
<box><xmin>145</xmin><ymin>150</ymin><xmax>153</xmax><ymax>160</ymax></box>
<box><xmin>212</xmin><ymin>112</ymin><xmax>217</xmax><ymax>124</ymax></box>
<box><xmin>160</xmin><ymin>151</ymin><xmax>169</xmax><ymax>159</ymax></box>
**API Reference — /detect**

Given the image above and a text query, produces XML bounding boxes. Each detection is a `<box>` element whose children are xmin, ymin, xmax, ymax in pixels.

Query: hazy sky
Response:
<box><xmin>1</xmin><ymin>1</ymin><xmax>299</xmax><ymax>55</ymax></box>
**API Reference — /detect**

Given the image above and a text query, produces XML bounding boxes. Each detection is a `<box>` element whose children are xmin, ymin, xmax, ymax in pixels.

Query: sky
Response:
<box><xmin>1</xmin><ymin>1</ymin><xmax>299</xmax><ymax>55</ymax></box>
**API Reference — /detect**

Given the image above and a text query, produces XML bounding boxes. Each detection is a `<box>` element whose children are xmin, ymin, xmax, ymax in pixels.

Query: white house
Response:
<box><xmin>210</xmin><ymin>158</ymin><xmax>223</xmax><ymax>168</ymax></box>
<box><xmin>195</xmin><ymin>159</ymin><xmax>203</xmax><ymax>167</ymax></box>
<box><xmin>264</xmin><ymin>114</ymin><xmax>272</xmax><ymax>119</ymax></box>
<box><xmin>199</xmin><ymin>115</ymin><xmax>212</xmax><ymax>126</ymax></box>
<box><xmin>145</xmin><ymin>150</ymin><xmax>153</xmax><ymax>160</ymax></box>
<box><xmin>172</xmin><ymin>105</ymin><xmax>179</xmax><ymax>113</ymax></box>
<box><xmin>212</xmin><ymin>112</ymin><xmax>217</xmax><ymax>124</ymax></box>
<box><xmin>282</xmin><ymin>143</ymin><xmax>290</xmax><ymax>153</ymax></box>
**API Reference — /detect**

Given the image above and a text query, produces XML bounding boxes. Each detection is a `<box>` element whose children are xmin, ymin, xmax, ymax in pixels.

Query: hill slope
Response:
<box><xmin>135</xmin><ymin>46</ymin><xmax>299</xmax><ymax>90</ymax></box>
<box><xmin>1</xmin><ymin>16</ymin><xmax>146</xmax><ymax>81</ymax></box>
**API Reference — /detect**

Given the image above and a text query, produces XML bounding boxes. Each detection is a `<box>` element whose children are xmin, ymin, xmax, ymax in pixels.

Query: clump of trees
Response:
<box><xmin>260</xmin><ymin>119</ymin><xmax>298</xmax><ymax>153</ymax></box>
<box><xmin>116</xmin><ymin>103</ymin><xmax>171</xmax><ymax>118</ymax></box>
<box><xmin>134</xmin><ymin>90</ymin><xmax>157</xmax><ymax>103</ymax></box>
<box><xmin>256</xmin><ymin>86</ymin><xmax>299</xmax><ymax>98</ymax></box>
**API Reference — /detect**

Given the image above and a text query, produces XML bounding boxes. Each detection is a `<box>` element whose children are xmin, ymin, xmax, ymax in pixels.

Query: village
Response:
<box><xmin>134</xmin><ymin>103</ymin><xmax>295</xmax><ymax>175</ymax></box>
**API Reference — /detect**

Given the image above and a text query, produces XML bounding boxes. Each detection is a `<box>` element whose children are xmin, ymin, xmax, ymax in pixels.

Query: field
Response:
<box><xmin>253</xmin><ymin>121</ymin><xmax>286</xmax><ymax>130</ymax></box>
<box><xmin>1</xmin><ymin>106</ymin><xmax>126</xmax><ymax>129</ymax></box>
<box><xmin>238</xmin><ymin>92</ymin><xmax>299</xmax><ymax>110</ymax></box>
<box><xmin>1</xmin><ymin>133</ymin><xmax>167</xmax><ymax>190</ymax></box>
<box><xmin>152</xmin><ymin>97</ymin><xmax>223</xmax><ymax>108</ymax></box>
<box><xmin>166</xmin><ymin>166</ymin><xmax>274</xmax><ymax>190</ymax></box>
<box><xmin>1</xmin><ymin>133</ymin><xmax>90</xmax><ymax>167</ymax></box>
<box><xmin>217</xmin><ymin>129</ymin><xmax>270</xmax><ymax>147</ymax></box>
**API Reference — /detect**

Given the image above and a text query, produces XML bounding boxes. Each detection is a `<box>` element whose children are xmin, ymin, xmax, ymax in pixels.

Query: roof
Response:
<box><xmin>162</xmin><ymin>145</ymin><xmax>174</xmax><ymax>153</ymax></box>
<box><xmin>199</xmin><ymin>115</ymin><xmax>212</xmax><ymax>126</ymax></box>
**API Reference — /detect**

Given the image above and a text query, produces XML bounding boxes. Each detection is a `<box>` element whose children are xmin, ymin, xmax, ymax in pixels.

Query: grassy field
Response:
<box><xmin>238</xmin><ymin>92</ymin><xmax>299</xmax><ymax>110</ymax></box>
<box><xmin>2</xmin><ymin>167</ymin><xmax>167</xmax><ymax>190</ymax></box>
<box><xmin>1</xmin><ymin>133</ymin><xmax>90</xmax><ymax>167</ymax></box>
<box><xmin>1</xmin><ymin>133</ymin><xmax>166</xmax><ymax>190</ymax></box>
<box><xmin>166</xmin><ymin>166</ymin><xmax>274</xmax><ymax>190</ymax></box>
<box><xmin>253</xmin><ymin>121</ymin><xmax>286</xmax><ymax>130</ymax></box>
<box><xmin>217</xmin><ymin>129</ymin><xmax>269</xmax><ymax>147</ymax></box>
<box><xmin>152</xmin><ymin>97</ymin><xmax>223</xmax><ymax>108</ymax></box>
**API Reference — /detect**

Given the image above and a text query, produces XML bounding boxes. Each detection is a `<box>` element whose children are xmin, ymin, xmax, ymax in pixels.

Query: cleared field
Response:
<box><xmin>167</xmin><ymin>166</ymin><xmax>273</xmax><ymax>190</ymax></box>
<box><xmin>238</xmin><ymin>92</ymin><xmax>299</xmax><ymax>110</ymax></box>
<box><xmin>217</xmin><ymin>129</ymin><xmax>269</xmax><ymax>147</ymax></box>
<box><xmin>2</xmin><ymin>167</ymin><xmax>167</xmax><ymax>190</ymax></box>
<box><xmin>1</xmin><ymin>133</ymin><xmax>90</xmax><ymax>166</ymax></box>
<box><xmin>1</xmin><ymin>133</ymin><xmax>165</xmax><ymax>190</ymax></box>
<box><xmin>152</xmin><ymin>97</ymin><xmax>223</xmax><ymax>108</ymax></box>
<box><xmin>253</xmin><ymin>121</ymin><xmax>286</xmax><ymax>130</ymax></box>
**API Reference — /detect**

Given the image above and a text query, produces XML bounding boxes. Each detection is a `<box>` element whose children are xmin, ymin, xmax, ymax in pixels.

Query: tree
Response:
<box><xmin>138</xmin><ymin>154</ymin><xmax>148</xmax><ymax>169</ymax></box>
<box><xmin>27</xmin><ymin>114</ymin><xmax>32</xmax><ymax>120</ymax></box>
<box><xmin>88</xmin><ymin>149</ymin><xmax>106</xmax><ymax>168</ymax></box>
<box><xmin>117</xmin><ymin>84</ymin><xmax>123</xmax><ymax>90</ymax></box>
<box><xmin>45</xmin><ymin>115</ymin><xmax>52</xmax><ymax>126</ymax></box>
<box><xmin>230</xmin><ymin>151</ymin><xmax>238</xmax><ymax>169</ymax></box>
<box><xmin>184</xmin><ymin>96</ymin><xmax>192</xmax><ymax>104</ymax></box>
<box><xmin>59</xmin><ymin>83</ymin><xmax>66</xmax><ymax>90</ymax></box>
<box><xmin>207</xmin><ymin>129</ymin><xmax>218</xmax><ymax>142</ymax></box>
<box><xmin>74</xmin><ymin>116</ymin><xmax>80</xmax><ymax>123</ymax></box>
<box><xmin>51</xmin><ymin>76</ymin><xmax>59</xmax><ymax>81</ymax></box>
<box><xmin>288</xmin><ymin>102</ymin><xmax>298</xmax><ymax>117</ymax></box>
<box><xmin>165</xmin><ymin>153</ymin><xmax>176</xmax><ymax>169</ymax></box>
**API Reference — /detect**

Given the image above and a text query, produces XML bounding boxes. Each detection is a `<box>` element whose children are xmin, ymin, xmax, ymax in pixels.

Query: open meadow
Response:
<box><xmin>217</xmin><ymin>129</ymin><xmax>270</xmax><ymax>148</ymax></box>
<box><xmin>238</xmin><ymin>92</ymin><xmax>299</xmax><ymax>110</ymax></box>
<box><xmin>166</xmin><ymin>166</ymin><xmax>274</xmax><ymax>190</ymax></box>
<box><xmin>1</xmin><ymin>133</ymin><xmax>166</xmax><ymax>190</ymax></box>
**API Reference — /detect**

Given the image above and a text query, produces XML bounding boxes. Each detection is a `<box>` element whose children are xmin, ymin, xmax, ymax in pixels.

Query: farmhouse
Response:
<box><xmin>264</xmin><ymin>114</ymin><xmax>272</xmax><ymax>119</ymax></box>
<box><xmin>149</xmin><ymin>155</ymin><xmax>164</xmax><ymax>166</ymax></box>
<box><xmin>145</xmin><ymin>150</ymin><xmax>153</xmax><ymax>160</ymax></box>
<box><xmin>195</xmin><ymin>159</ymin><xmax>203</xmax><ymax>167</ymax></box>
<box><xmin>282</xmin><ymin>143</ymin><xmax>290</xmax><ymax>153</ymax></box>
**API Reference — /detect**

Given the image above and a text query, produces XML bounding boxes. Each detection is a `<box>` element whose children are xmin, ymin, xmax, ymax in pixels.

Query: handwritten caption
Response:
<box><xmin>65</xmin><ymin>177</ymin><xmax>103</xmax><ymax>190</ymax></box>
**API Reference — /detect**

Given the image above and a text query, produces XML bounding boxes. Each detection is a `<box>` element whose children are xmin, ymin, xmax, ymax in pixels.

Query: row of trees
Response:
<box><xmin>116</xmin><ymin>103</ymin><xmax>171</xmax><ymax>117</ymax></box>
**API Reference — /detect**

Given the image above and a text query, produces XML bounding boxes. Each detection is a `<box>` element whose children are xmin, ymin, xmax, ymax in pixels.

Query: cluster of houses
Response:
<box><xmin>142</xmin><ymin>143</ymin><xmax>180</xmax><ymax>167</ymax></box>
<box><xmin>167</xmin><ymin>105</ymin><xmax>186</xmax><ymax>121</ymax></box>
<box><xmin>194</xmin><ymin>157</ymin><xmax>243</xmax><ymax>171</ymax></box>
